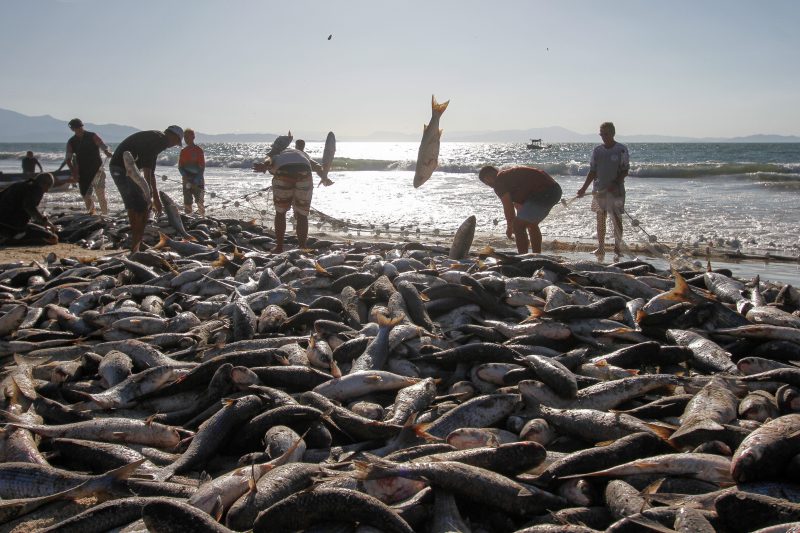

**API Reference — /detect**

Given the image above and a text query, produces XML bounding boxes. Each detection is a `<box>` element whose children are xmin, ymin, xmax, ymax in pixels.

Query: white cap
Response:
<box><xmin>166</xmin><ymin>125</ymin><xmax>184</xmax><ymax>145</ymax></box>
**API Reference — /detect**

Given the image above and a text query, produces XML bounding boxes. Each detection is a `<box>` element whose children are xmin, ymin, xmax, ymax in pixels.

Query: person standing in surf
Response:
<box><xmin>577</xmin><ymin>121</ymin><xmax>630</xmax><ymax>261</ymax></box>
<box><xmin>253</xmin><ymin>145</ymin><xmax>330</xmax><ymax>253</ymax></box>
<box><xmin>109</xmin><ymin>125</ymin><xmax>183</xmax><ymax>253</ymax></box>
<box><xmin>21</xmin><ymin>151</ymin><xmax>43</xmax><ymax>176</ymax></box>
<box><xmin>178</xmin><ymin>128</ymin><xmax>206</xmax><ymax>216</ymax></box>
<box><xmin>64</xmin><ymin>118</ymin><xmax>112</xmax><ymax>215</ymax></box>
<box><xmin>478</xmin><ymin>165</ymin><xmax>562</xmax><ymax>254</ymax></box>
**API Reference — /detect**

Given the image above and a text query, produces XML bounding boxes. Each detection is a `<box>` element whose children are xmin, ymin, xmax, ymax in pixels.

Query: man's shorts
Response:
<box><xmin>182</xmin><ymin>176</ymin><xmax>204</xmax><ymax>206</ymax></box>
<box><xmin>272</xmin><ymin>169</ymin><xmax>313</xmax><ymax>216</ymax></box>
<box><xmin>516</xmin><ymin>183</ymin><xmax>563</xmax><ymax>224</ymax></box>
<box><xmin>110</xmin><ymin>165</ymin><xmax>149</xmax><ymax>212</ymax></box>
<box><xmin>78</xmin><ymin>163</ymin><xmax>102</xmax><ymax>197</ymax></box>
<box><xmin>592</xmin><ymin>190</ymin><xmax>625</xmax><ymax>214</ymax></box>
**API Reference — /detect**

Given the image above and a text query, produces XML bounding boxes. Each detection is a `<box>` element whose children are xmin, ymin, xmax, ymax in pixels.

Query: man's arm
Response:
<box><xmin>65</xmin><ymin>142</ymin><xmax>78</xmax><ymax>180</ymax></box>
<box><xmin>500</xmin><ymin>193</ymin><xmax>517</xmax><ymax>239</ymax></box>
<box><xmin>93</xmin><ymin>134</ymin><xmax>113</xmax><ymax>158</ymax></box>
<box><xmin>143</xmin><ymin>167</ymin><xmax>162</xmax><ymax>215</ymax></box>
<box><xmin>35</xmin><ymin>159</ymin><xmax>43</xmax><ymax>173</ymax></box>
<box><xmin>577</xmin><ymin>170</ymin><xmax>596</xmax><ymax>197</ymax></box>
<box><xmin>23</xmin><ymin>198</ymin><xmax>56</xmax><ymax>232</ymax></box>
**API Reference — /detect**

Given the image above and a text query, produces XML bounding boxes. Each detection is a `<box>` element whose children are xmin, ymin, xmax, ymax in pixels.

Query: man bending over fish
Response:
<box><xmin>254</xmin><ymin>141</ymin><xmax>331</xmax><ymax>253</ymax></box>
<box><xmin>109</xmin><ymin>125</ymin><xmax>184</xmax><ymax>253</ymax></box>
<box><xmin>0</xmin><ymin>173</ymin><xmax>59</xmax><ymax>245</ymax></box>
<box><xmin>479</xmin><ymin>165</ymin><xmax>562</xmax><ymax>253</ymax></box>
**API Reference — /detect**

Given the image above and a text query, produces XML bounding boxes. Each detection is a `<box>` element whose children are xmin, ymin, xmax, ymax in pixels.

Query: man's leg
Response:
<box><xmin>527</xmin><ymin>223</ymin><xmax>542</xmax><ymax>253</ymax></box>
<box><xmin>512</xmin><ymin>217</ymin><xmax>529</xmax><ymax>254</ymax></box>
<box><xmin>83</xmin><ymin>194</ymin><xmax>96</xmax><ymax>215</ymax></box>
<box><xmin>296</xmin><ymin>213</ymin><xmax>308</xmax><ymax>249</ymax></box>
<box><xmin>274</xmin><ymin>211</ymin><xmax>286</xmax><ymax>253</ymax></box>
<box><xmin>595</xmin><ymin>211</ymin><xmax>607</xmax><ymax>258</ymax></box>
<box><xmin>611</xmin><ymin>210</ymin><xmax>623</xmax><ymax>257</ymax></box>
<box><xmin>128</xmin><ymin>209</ymin><xmax>147</xmax><ymax>253</ymax></box>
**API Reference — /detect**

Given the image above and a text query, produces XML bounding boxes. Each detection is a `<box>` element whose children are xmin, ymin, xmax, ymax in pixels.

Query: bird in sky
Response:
<box><xmin>328</xmin><ymin>34</ymin><xmax>332</xmax><ymax>40</ymax></box>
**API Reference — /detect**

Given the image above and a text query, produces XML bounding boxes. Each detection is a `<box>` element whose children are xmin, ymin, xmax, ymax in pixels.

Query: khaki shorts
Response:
<box><xmin>592</xmin><ymin>190</ymin><xmax>625</xmax><ymax>214</ymax></box>
<box><xmin>272</xmin><ymin>172</ymin><xmax>313</xmax><ymax>216</ymax></box>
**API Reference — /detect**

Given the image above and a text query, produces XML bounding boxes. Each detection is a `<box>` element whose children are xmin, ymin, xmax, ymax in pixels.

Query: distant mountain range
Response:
<box><xmin>1</xmin><ymin>107</ymin><xmax>798</xmax><ymax>143</ymax></box>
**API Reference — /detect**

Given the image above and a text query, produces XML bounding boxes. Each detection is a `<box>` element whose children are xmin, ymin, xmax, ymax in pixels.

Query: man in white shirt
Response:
<box><xmin>577</xmin><ymin>122</ymin><xmax>630</xmax><ymax>261</ymax></box>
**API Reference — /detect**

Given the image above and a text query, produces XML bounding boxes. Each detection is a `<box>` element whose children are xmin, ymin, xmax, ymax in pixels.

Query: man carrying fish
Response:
<box><xmin>478</xmin><ymin>165</ymin><xmax>562</xmax><ymax>253</ymax></box>
<box><xmin>254</xmin><ymin>141</ymin><xmax>332</xmax><ymax>253</ymax></box>
<box><xmin>576</xmin><ymin>121</ymin><xmax>630</xmax><ymax>261</ymax></box>
<box><xmin>64</xmin><ymin>118</ymin><xmax>112</xmax><ymax>216</ymax></box>
<box><xmin>109</xmin><ymin>125</ymin><xmax>184</xmax><ymax>253</ymax></box>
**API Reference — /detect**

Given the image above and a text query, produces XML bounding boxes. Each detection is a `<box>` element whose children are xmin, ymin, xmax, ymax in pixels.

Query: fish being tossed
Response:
<box><xmin>413</xmin><ymin>95</ymin><xmax>449</xmax><ymax>188</ymax></box>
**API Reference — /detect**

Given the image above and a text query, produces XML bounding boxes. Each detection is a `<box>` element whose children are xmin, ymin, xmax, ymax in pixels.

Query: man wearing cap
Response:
<box><xmin>64</xmin><ymin>118</ymin><xmax>112</xmax><ymax>215</ymax></box>
<box><xmin>109</xmin><ymin>125</ymin><xmax>183</xmax><ymax>253</ymax></box>
<box><xmin>0</xmin><ymin>173</ymin><xmax>59</xmax><ymax>245</ymax></box>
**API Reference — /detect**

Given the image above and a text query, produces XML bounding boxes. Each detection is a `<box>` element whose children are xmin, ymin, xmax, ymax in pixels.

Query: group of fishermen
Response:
<box><xmin>1</xmin><ymin>121</ymin><xmax>628</xmax><ymax>261</ymax></box>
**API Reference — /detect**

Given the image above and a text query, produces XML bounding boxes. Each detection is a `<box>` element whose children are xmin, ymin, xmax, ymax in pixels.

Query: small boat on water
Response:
<box><xmin>0</xmin><ymin>169</ymin><xmax>74</xmax><ymax>193</ymax></box>
<box><xmin>526</xmin><ymin>138</ymin><xmax>545</xmax><ymax>149</ymax></box>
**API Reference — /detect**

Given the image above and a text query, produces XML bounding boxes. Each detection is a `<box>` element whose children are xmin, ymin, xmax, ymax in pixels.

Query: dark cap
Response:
<box><xmin>68</xmin><ymin>118</ymin><xmax>83</xmax><ymax>129</ymax></box>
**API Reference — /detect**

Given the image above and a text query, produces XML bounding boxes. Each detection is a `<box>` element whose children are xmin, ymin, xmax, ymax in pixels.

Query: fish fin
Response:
<box><xmin>412</xmin><ymin>422</ymin><xmax>441</xmax><ymax>442</ymax></box>
<box><xmin>624</xmin><ymin>515</ymin><xmax>678</xmax><ymax>533</ymax></box>
<box><xmin>155</xmin><ymin>232</ymin><xmax>169</xmax><ymax>250</ymax></box>
<box><xmin>670</xmin><ymin>419</ymin><xmax>725</xmax><ymax>441</ymax></box>
<box><xmin>212</xmin><ymin>254</ymin><xmax>229</xmax><ymax>269</ymax></box>
<box><xmin>593</xmin><ymin>439</ymin><xmax>616</xmax><ymax>447</ymax></box>
<box><xmin>645</xmin><ymin>422</ymin><xmax>675</xmax><ymax>440</ymax></box>
<box><xmin>593</xmin><ymin>359</ymin><xmax>609</xmax><ymax>367</ymax></box>
<box><xmin>211</xmin><ymin>495</ymin><xmax>224</xmax><ymax>522</ymax></box>
<box><xmin>314</xmin><ymin>262</ymin><xmax>332</xmax><ymax>276</ymax></box>
<box><xmin>329</xmin><ymin>357</ymin><xmax>342</xmax><ymax>378</ymax></box>
<box><xmin>635</xmin><ymin>309</ymin><xmax>648</xmax><ymax>323</ymax></box>
<box><xmin>431</xmin><ymin>95</ymin><xmax>450</xmax><ymax>115</ymax></box>
<box><xmin>526</xmin><ymin>306</ymin><xmax>545</xmax><ymax>319</ymax></box>
<box><xmin>101</xmin><ymin>458</ymin><xmax>147</xmax><ymax>482</ymax></box>
<box><xmin>640</xmin><ymin>478</ymin><xmax>665</xmax><ymax>495</ymax></box>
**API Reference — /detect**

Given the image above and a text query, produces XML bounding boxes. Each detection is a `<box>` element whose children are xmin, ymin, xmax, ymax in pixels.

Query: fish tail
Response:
<box><xmin>101</xmin><ymin>458</ymin><xmax>147</xmax><ymax>483</ymax></box>
<box><xmin>412</xmin><ymin>422</ymin><xmax>440</xmax><ymax>442</ymax></box>
<box><xmin>645</xmin><ymin>422</ymin><xmax>675</xmax><ymax>441</ymax></box>
<box><xmin>432</xmin><ymin>95</ymin><xmax>450</xmax><ymax>116</ymax></box>
<box><xmin>212</xmin><ymin>254</ymin><xmax>229</xmax><ymax>269</ymax></box>
<box><xmin>378</xmin><ymin>313</ymin><xmax>404</xmax><ymax>328</ymax></box>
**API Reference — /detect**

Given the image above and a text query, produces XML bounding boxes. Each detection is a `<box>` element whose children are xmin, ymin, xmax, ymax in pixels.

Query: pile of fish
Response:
<box><xmin>2</xmin><ymin>218</ymin><xmax>800</xmax><ymax>533</ymax></box>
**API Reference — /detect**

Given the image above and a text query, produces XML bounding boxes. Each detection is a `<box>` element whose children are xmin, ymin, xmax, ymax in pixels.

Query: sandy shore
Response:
<box><xmin>0</xmin><ymin>243</ymin><xmax>118</xmax><ymax>264</ymax></box>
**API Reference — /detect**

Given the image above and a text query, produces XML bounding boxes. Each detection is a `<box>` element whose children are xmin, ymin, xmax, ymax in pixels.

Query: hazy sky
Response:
<box><xmin>3</xmin><ymin>0</ymin><xmax>799</xmax><ymax>138</ymax></box>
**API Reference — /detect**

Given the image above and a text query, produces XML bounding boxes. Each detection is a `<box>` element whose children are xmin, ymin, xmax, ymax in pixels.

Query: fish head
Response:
<box><xmin>730</xmin><ymin>447</ymin><xmax>760</xmax><ymax>482</ymax></box>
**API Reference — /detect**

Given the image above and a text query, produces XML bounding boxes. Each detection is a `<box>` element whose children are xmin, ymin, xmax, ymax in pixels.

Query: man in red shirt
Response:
<box><xmin>479</xmin><ymin>165</ymin><xmax>562</xmax><ymax>253</ymax></box>
<box><xmin>178</xmin><ymin>128</ymin><xmax>206</xmax><ymax>216</ymax></box>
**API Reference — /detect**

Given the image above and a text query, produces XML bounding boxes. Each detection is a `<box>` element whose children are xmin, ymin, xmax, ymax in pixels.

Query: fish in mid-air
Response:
<box><xmin>413</xmin><ymin>95</ymin><xmax>449</xmax><ymax>188</ymax></box>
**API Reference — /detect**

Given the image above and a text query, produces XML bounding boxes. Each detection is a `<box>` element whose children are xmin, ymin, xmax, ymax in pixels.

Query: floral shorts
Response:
<box><xmin>272</xmin><ymin>171</ymin><xmax>313</xmax><ymax>216</ymax></box>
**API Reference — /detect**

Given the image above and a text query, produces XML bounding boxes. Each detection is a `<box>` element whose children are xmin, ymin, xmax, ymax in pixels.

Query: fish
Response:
<box><xmin>322</xmin><ymin>131</ymin><xmax>336</xmax><ymax>173</ymax></box>
<box><xmin>413</xmin><ymin>95</ymin><xmax>449</xmax><ymax>188</ymax></box>
<box><xmin>267</xmin><ymin>131</ymin><xmax>293</xmax><ymax>157</ymax></box>
<box><xmin>449</xmin><ymin>215</ymin><xmax>476</xmax><ymax>260</ymax></box>
<box><xmin>122</xmin><ymin>150</ymin><xmax>152</xmax><ymax>210</ymax></box>
<box><xmin>159</xmin><ymin>190</ymin><xmax>196</xmax><ymax>241</ymax></box>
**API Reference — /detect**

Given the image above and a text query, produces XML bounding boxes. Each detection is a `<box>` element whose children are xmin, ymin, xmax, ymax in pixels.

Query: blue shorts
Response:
<box><xmin>110</xmin><ymin>165</ymin><xmax>149</xmax><ymax>213</ymax></box>
<box><xmin>516</xmin><ymin>184</ymin><xmax>563</xmax><ymax>224</ymax></box>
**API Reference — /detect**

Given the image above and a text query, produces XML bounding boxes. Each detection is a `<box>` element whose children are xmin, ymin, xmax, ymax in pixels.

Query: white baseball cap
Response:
<box><xmin>165</xmin><ymin>125</ymin><xmax>184</xmax><ymax>145</ymax></box>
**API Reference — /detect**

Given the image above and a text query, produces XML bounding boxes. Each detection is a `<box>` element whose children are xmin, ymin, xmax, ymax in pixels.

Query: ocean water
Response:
<box><xmin>2</xmin><ymin>141</ymin><xmax>799</xmax><ymax>283</ymax></box>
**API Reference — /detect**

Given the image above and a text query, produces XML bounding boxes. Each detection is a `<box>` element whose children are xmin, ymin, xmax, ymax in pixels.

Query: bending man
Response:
<box><xmin>109</xmin><ymin>125</ymin><xmax>183</xmax><ymax>253</ymax></box>
<box><xmin>479</xmin><ymin>165</ymin><xmax>562</xmax><ymax>253</ymax></box>
<box><xmin>0</xmin><ymin>173</ymin><xmax>59</xmax><ymax>245</ymax></box>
